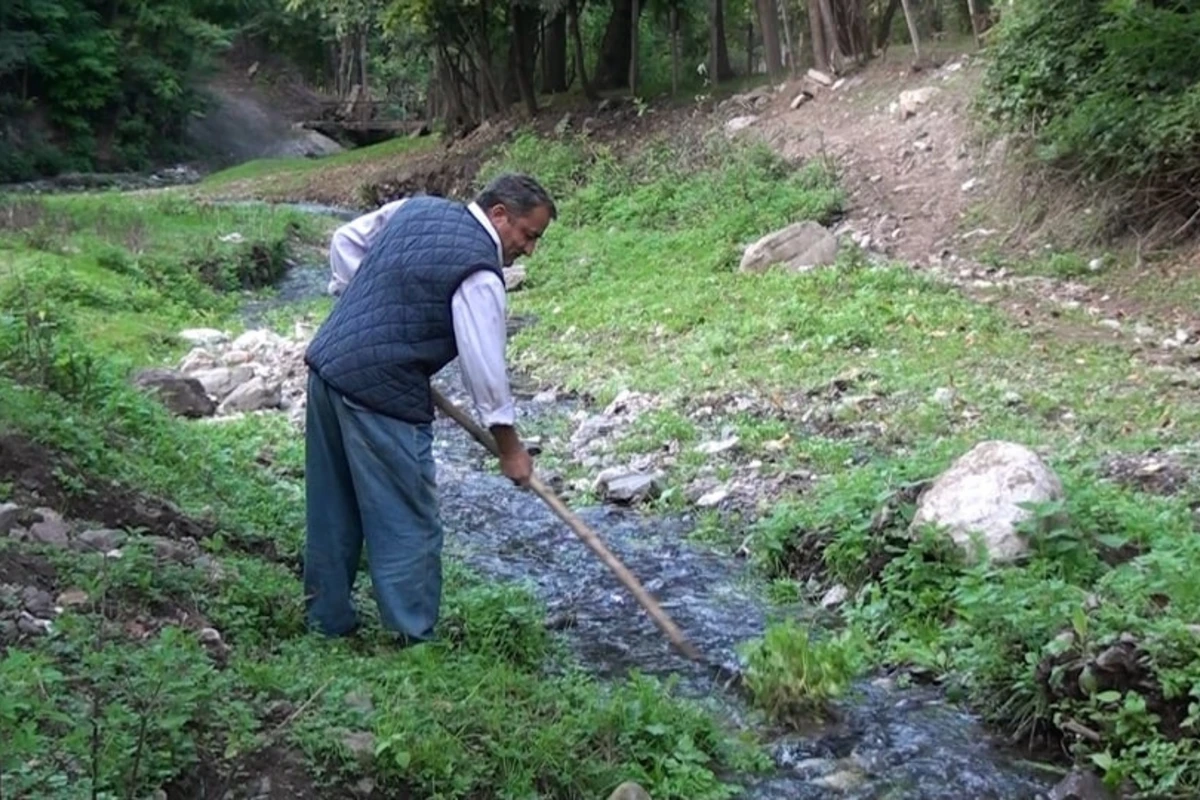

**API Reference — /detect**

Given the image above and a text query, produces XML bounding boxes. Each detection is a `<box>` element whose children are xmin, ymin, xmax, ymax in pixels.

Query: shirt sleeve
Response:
<box><xmin>452</xmin><ymin>270</ymin><xmax>515</xmax><ymax>428</ymax></box>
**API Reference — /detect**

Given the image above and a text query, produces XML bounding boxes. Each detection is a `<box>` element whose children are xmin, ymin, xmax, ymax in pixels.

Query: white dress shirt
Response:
<box><xmin>327</xmin><ymin>199</ymin><xmax>515</xmax><ymax>428</ymax></box>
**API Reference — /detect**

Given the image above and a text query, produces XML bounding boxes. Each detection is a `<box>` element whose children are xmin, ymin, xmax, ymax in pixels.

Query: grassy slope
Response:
<box><xmin>0</xmin><ymin>190</ymin><xmax>766</xmax><ymax>799</ymax></box>
<box><xmin>478</xmin><ymin>132</ymin><xmax>1200</xmax><ymax>796</ymax></box>
<box><xmin>194</xmin><ymin>135</ymin><xmax>439</xmax><ymax>205</ymax></box>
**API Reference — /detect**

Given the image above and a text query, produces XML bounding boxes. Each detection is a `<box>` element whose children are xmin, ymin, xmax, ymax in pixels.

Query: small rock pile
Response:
<box><xmin>135</xmin><ymin>325</ymin><xmax>315</xmax><ymax>427</ymax></box>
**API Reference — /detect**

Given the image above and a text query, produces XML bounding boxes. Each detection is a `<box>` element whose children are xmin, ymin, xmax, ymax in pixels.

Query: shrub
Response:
<box><xmin>981</xmin><ymin>0</ymin><xmax>1200</xmax><ymax>238</ymax></box>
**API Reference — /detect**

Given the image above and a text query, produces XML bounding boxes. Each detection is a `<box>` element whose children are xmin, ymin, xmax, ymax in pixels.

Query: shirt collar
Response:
<box><xmin>467</xmin><ymin>201</ymin><xmax>504</xmax><ymax>266</ymax></box>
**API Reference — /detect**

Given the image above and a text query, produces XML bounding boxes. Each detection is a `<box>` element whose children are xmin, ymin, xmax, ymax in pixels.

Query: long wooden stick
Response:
<box><xmin>431</xmin><ymin>387</ymin><xmax>701</xmax><ymax>661</ymax></box>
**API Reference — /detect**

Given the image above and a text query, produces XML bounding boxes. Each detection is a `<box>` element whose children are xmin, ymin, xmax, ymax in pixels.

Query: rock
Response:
<box><xmin>132</xmin><ymin>368</ymin><xmax>216</xmax><ymax>418</ymax></box>
<box><xmin>911</xmin><ymin>441</ymin><xmax>1064</xmax><ymax>563</ymax></box>
<box><xmin>595</xmin><ymin>468</ymin><xmax>664</xmax><ymax>505</ymax></box>
<box><xmin>21</xmin><ymin>586</ymin><xmax>55</xmax><ymax>617</ymax></box>
<box><xmin>1047</xmin><ymin>768</ymin><xmax>1117</xmax><ymax>800</ymax></box>
<box><xmin>146</xmin><ymin>535</ymin><xmax>197</xmax><ymax>563</ymax></box>
<box><xmin>56</xmin><ymin>589</ymin><xmax>89</xmax><ymax>608</ymax></box>
<box><xmin>339</xmin><ymin>730</ymin><xmax>375</xmax><ymax>764</ymax></box>
<box><xmin>16</xmin><ymin>611</ymin><xmax>51</xmax><ymax>636</ymax></box>
<box><xmin>217</xmin><ymin>376</ymin><xmax>282</xmax><ymax>414</ymax></box>
<box><xmin>820</xmin><ymin>584</ymin><xmax>849</xmax><ymax>608</ymax></box>
<box><xmin>739</xmin><ymin>221</ymin><xmax>839</xmax><ymax>274</ymax></box>
<box><xmin>932</xmin><ymin>387</ymin><xmax>957</xmax><ymax>407</ymax></box>
<box><xmin>0</xmin><ymin>502</ymin><xmax>20</xmax><ymax>535</ymax></box>
<box><xmin>696</xmin><ymin>487</ymin><xmax>730</xmax><ymax>508</ymax></box>
<box><xmin>76</xmin><ymin>528</ymin><xmax>127</xmax><ymax>551</ymax></box>
<box><xmin>187</xmin><ymin>366</ymin><xmax>255</xmax><ymax>400</ymax></box>
<box><xmin>790</xmin><ymin>90</ymin><xmax>813</xmax><ymax>109</ymax></box>
<box><xmin>503</xmin><ymin>264</ymin><xmax>528</xmax><ymax>291</ymax></box>
<box><xmin>607</xmin><ymin>782</ymin><xmax>652</xmax><ymax>800</ymax></box>
<box><xmin>806</xmin><ymin>68</ymin><xmax>834</xmax><ymax>86</ymax></box>
<box><xmin>231</xmin><ymin>329</ymin><xmax>284</xmax><ymax>355</ymax></box>
<box><xmin>811</xmin><ymin>768</ymin><xmax>866</xmax><ymax>791</ymax></box>
<box><xmin>179</xmin><ymin>348</ymin><xmax>218</xmax><ymax>373</ymax></box>
<box><xmin>554</xmin><ymin>112</ymin><xmax>572</xmax><ymax>136</ymax></box>
<box><xmin>897</xmin><ymin>87</ymin><xmax>939</xmax><ymax>118</ymax></box>
<box><xmin>695</xmin><ymin>436</ymin><xmax>739</xmax><ymax>456</ymax></box>
<box><xmin>178</xmin><ymin>328</ymin><xmax>228</xmax><ymax>347</ymax></box>
<box><xmin>724</xmin><ymin>115</ymin><xmax>757</xmax><ymax>136</ymax></box>
<box><xmin>29</xmin><ymin>509</ymin><xmax>70</xmax><ymax>547</ymax></box>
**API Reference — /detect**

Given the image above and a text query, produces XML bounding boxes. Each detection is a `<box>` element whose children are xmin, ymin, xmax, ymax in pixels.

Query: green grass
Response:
<box><xmin>478</xmin><ymin>130</ymin><xmax>1200</xmax><ymax>796</ymax></box>
<box><xmin>200</xmin><ymin>134</ymin><xmax>438</xmax><ymax>190</ymax></box>
<box><xmin>0</xmin><ymin>192</ymin><xmax>334</xmax><ymax>364</ymax></box>
<box><xmin>0</xmin><ymin>185</ymin><xmax>768</xmax><ymax>798</ymax></box>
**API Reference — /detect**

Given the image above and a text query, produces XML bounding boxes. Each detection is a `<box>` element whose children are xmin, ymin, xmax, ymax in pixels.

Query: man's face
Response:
<box><xmin>487</xmin><ymin>204</ymin><xmax>552</xmax><ymax>266</ymax></box>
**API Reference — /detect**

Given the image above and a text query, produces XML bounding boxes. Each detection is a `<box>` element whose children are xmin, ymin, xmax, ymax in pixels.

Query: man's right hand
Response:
<box><xmin>491</xmin><ymin>424</ymin><xmax>533</xmax><ymax>487</ymax></box>
<box><xmin>499</xmin><ymin>448</ymin><xmax>533</xmax><ymax>487</ymax></box>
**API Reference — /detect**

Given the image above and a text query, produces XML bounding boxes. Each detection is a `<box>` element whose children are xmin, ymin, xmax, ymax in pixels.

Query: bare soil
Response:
<box><xmin>0</xmin><ymin>433</ymin><xmax>216</xmax><ymax>542</ymax></box>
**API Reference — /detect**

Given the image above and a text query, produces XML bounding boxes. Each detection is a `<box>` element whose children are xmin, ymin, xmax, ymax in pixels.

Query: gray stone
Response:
<box><xmin>132</xmin><ymin>368</ymin><xmax>216</xmax><ymax>418</ymax></box>
<box><xmin>595</xmin><ymin>468</ymin><xmax>664</xmax><ymax>505</ymax></box>
<box><xmin>911</xmin><ymin>440</ymin><xmax>1064</xmax><ymax>563</ymax></box>
<box><xmin>1047</xmin><ymin>768</ymin><xmax>1117</xmax><ymax>800</ymax></box>
<box><xmin>217</xmin><ymin>376</ymin><xmax>282</xmax><ymax>414</ymax></box>
<box><xmin>607</xmin><ymin>782</ymin><xmax>652</xmax><ymax>800</ymax></box>
<box><xmin>21</xmin><ymin>586</ymin><xmax>55</xmax><ymax>617</ymax></box>
<box><xmin>187</xmin><ymin>366</ymin><xmax>254</xmax><ymax>400</ymax></box>
<box><xmin>739</xmin><ymin>221</ymin><xmax>839</xmax><ymax>274</ymax></box>
<box><xmin>29</xmin><ymin>510</ymin><xmax>70</xmax><ymax>547</ymax></box>
<box><xmin>76</xmin><ymin>528</ymin><xmax>127</xmax><ymax>552</ymax></box>
<box><xmin>340</xmin><ymin>730</ymin><xmax>375</xmax><ymax>763</ymax></box>
<box><xmin>16</xmin><ymin>611</ymin><xmax>51</xmax><ymax>636</ymax></box>
<box><xmin>0</xmin><ymin>502</ymin><xmax>20</xmax><ymax>535</ymax></box>
<box><xmin>177</xmin><ymin>328</ymin><xmax>228</xmax><ymax>347</ymax></box>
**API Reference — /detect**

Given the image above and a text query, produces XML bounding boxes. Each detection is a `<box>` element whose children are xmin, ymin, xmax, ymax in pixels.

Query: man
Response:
<box><xmin>302</xmin><ymin>173</ymin><xmax>557</xmax><ymax>643</ymax></box>
<box><xmin>325</xmin><ymin>197</ymin><xmax>408</xmax><ymax>296</ymax></box>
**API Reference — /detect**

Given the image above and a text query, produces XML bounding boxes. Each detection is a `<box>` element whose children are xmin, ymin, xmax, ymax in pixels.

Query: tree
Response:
<box><xmin>756</xmin><ymin>0</ymin><xmax>783</xmax><ymax>77</ymax></box>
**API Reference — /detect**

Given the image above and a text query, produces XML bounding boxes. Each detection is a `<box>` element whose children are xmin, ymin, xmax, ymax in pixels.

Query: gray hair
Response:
<box><xmin>475</xmin><ymin>173</ymin><xmax>557</xmax><ymax>221</ymax></box>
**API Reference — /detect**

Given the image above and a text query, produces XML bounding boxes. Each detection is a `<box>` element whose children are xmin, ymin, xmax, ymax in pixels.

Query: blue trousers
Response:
<box><xmin>303</xmin><ymin>369</ymin><xmax>443</xmax><ymax>641</ymax></box>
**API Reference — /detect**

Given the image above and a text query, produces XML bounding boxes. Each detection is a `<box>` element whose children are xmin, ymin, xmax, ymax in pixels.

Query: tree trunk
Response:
<box><xmin>876</xmin><ymin>0</ymin><xmax>901</xmax><ymax>51</ymax></box>
<box><xmin>629</xmin><ymin>0</ymin><xmax>640</xmax><ymax>94</ymax></box>
<box><xmin>510</xmin><ymin>1</ymin><xmax>539</xmax><ymax>117</ymax></box>
<box><xmin>756</xmin><ymin>0</ymin><xmax>784</xmax><ymax>78</ymax></box>
<box><xmin>709</xmin><ymin>0</ymin><xmax>734</xmax><ymax>82</ymax></box>
<box><xmin>808</xmin><ymin>0</ymin><xmax>829</xmax><ymax>71</ymax></box>
<box><xmin>779</xmin><ymin>0</ymin><xmax>797</xmax><ymax>73</ymax></box>
<box><xmin>669</xmin><ymin>5</ymin><xmax>680</xmax><ymax>95</ymax></box>
<box><xmin>594</xmin><ymin>0</ymin><xmax>645</xmax><ymax>89</ymax></box>
<box><xmin>816</xmin><ymin>0</ymin><xmax>847</xmax><ymax>72</ymax></box>
<box><xmin>965</xmin><ymin>0</ymin><xmax>982</xmax><ymax>46</ymax></box>
<box><xmin>746</xmin><ymin>21</ymin><xmax>753</xmax><ymax>76</ymax></box>
<box><xmin>569</xmin><ymin>0</ymin><xmax>598</xmax><ymax>100</ymax></box>
<box><xmin>899</xmin><ymin>0</ymin><xmax>923</xmax><ymax>62</ymax></box>
<box><xmin>542</xmin><ymin>9</ymin><xmax>568</xmax><ymax>92</ymax></box>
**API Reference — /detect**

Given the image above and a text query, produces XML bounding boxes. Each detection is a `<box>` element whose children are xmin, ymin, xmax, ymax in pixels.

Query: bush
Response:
<box><xmin>981</xmin><ymin>0</ymin><xmax>1200</xmax><ymax>237</ymax></box>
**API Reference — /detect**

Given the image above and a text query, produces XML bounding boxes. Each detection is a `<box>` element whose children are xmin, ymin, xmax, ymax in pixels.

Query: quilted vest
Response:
<box><xmin>304</xmin><ymin>195</ymin><xmax>503</xmax><ymax>424</ymax></box>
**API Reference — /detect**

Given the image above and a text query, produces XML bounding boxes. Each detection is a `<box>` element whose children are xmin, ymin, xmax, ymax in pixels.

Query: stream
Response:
<box><xmin>244</xmin><ymin>200</ymin><xmax>1063</xmax><ymax>799</ymax></box>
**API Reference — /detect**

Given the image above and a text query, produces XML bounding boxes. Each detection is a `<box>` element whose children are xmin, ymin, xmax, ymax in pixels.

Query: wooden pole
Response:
<box><xmin>431</xmin><ymin>387</ymin><xmax>701</xmax><ymax>661</ymax></box>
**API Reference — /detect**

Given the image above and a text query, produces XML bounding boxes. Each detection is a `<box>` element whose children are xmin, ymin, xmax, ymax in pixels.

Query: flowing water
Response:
<box><xmin>247</xmin><ymin>211</ymin><xmax>1062</xmax><ymax>799</ymax></box>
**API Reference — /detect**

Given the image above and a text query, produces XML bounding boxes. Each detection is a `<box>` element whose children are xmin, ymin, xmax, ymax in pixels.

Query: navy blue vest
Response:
<box><xmin>304</xmin><ymin>195</ymin><xmax>503</xmax><ymax>424</ymax></box>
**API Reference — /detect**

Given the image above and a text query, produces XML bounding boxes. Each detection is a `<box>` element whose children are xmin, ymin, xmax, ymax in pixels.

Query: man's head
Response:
<box><xmin>475</xmin><ymin>173</ymin><xmax>557</xmax><ymax>266</ymax></box>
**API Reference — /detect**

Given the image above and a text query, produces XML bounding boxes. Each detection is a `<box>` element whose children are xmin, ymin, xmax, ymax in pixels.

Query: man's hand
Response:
<box><xmin>499</xmin><ymin>448</ymin><xmax>533</xmax><ymax>486</ymax></box>
<box><xmin>491</xmin><ymin>424</ymin><xmax>533</xmax><ymax>487</ymax></box>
